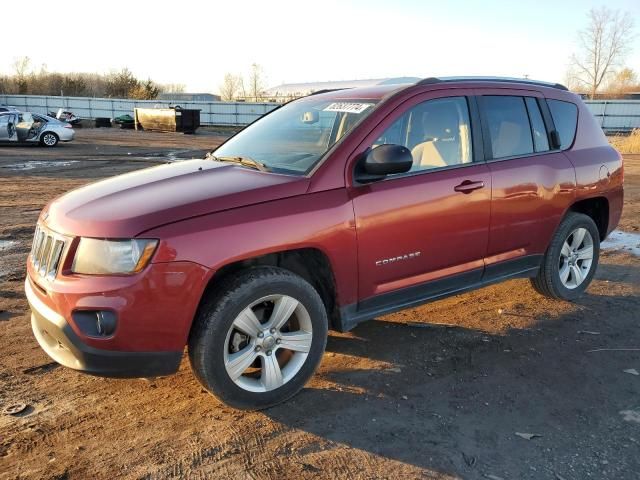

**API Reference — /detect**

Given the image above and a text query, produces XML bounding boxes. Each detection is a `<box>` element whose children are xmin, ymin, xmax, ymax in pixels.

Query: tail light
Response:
<box><xmin>64</xmin><ymin>124</ymin><xmax>73</xmax><ymax>129</ymax></box>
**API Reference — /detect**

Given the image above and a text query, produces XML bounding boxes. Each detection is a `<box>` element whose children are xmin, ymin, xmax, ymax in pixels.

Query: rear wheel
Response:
<box><xmin>40</xmin><ymin>132</ymin><xmax>59</xmax><ymax>147</ymax></box>
<box><xmin>188</xmin><ymin>267</ymin><xmax>328</xmax><ymax>410</ymax></box>
<box><xmin>531</xmin><ymin>212</ymin><xmax>600</xmax><ymax>300</ymax></box>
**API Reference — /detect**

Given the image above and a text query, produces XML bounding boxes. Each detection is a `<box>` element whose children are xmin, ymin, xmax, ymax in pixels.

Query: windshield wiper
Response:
<box><xmin>205</xmin><ymin>153</ymin><xmax>270</xmax><ymax>172</ymax></box>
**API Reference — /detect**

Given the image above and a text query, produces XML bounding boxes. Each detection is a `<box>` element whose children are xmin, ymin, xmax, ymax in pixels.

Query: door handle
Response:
<box><xmin>454</xmin><ymin>180</ymin><xmax>485</xmax><ymax>194</ymax></box>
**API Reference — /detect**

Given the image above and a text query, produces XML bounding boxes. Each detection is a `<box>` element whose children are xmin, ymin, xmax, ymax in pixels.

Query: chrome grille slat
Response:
<box><xmin>34</xmin><ymin>232</ymin><xmax>46</xmax><ymax>269</ymax></box>
<box><xmin>29</xmin><ymin>224</ymin><xmax>67</xmax><ymax>281</ymax></box>
<box><xmin>38</xmin><ymin>236</ymin><xmax>52</xmax><ymax>276</ymax></box>
<box><xmin>32</xmin><ymin>230</ymin><xmax>45</xmax><ymax>269</ymax></box>
<box><xmin>47</xmin><ymin>240</ymin><xmax>64</xmax><ymax>280</ymax></box>
<box><xmin>30</xmin><ymin>225</ymin><xmax>40</xmax><ymax>253</ymax></box>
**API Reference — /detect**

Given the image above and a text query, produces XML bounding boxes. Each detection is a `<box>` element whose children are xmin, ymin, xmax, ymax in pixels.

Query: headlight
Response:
<box><xmin>72</xmin><ymin>238</ymin><xmax>158</xmax><ymax>275</ymax></box>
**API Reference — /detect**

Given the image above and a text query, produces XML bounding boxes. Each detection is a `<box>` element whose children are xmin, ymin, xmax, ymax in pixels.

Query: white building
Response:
<box><xmin>263</xmin><ymin>77</ymin><xmax>420</xmax><ymax>102</ymax></box>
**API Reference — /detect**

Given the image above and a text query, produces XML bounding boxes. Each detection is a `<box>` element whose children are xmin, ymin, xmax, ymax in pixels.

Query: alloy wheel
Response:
<box><xmin>558</xmin><ymin>227</ymin><xmax>594</xmax><ymax>289</ymax></box>
<box><xmin>223</xmin><ymin>294</ymin><xmax>313</xmax><ymax>393</ymax></box>
<box><xmin>42</xmin><ymin>133</ymin><xmax>57</xmax><ymax>146</ymax></box>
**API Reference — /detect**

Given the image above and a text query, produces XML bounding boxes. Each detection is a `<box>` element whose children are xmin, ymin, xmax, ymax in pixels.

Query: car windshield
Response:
<box><xmin>212</xmin><ymin>97</ymin><xmax>379</xmax><ymax>174</ymax></box>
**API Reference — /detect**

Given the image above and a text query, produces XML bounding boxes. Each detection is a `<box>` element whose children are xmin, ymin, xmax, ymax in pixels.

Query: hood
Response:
<box><xmin>45</xmin><ymin>159</ymin><xmax>309</xmax><ymax>237</ymax></box>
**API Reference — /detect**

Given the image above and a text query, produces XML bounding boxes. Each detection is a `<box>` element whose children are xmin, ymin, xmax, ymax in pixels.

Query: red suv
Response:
<box><xmin>26</xmin><ymin>77</ymin><xmax>623</xmax><ymax>409</ymax></box>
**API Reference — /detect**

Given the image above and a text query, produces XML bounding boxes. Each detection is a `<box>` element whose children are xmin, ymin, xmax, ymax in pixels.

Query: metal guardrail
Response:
<box><xmin>0</xmin><ymin>94</ymin><xmax>279</xmax><ymax>126</ymax></box>
<box><xmin>1</xmin><ymin>95</ymin><xmax>638</xmax><ymax>131</ymax></box>
<box><xmin>584</xmin><ymin>100</ymin><xmax>640</xmax><ymax>133</ymax></box>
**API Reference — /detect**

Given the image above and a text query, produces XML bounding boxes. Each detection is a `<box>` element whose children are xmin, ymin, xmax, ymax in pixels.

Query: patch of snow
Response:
<box><xmin>1</xmin><ymin>161</ymin><xmax>79</xmax><ymax>170</ymax></box>
<box><xmin>0</xmin><ymin>242</ymin><xmax>14</xmax><ymax>279</ymax></box>
<box><xmin>139</xmin><ymin>151</ymin><xmax>186</xmax><ymax>162</ymax></box>
<box><xmin>620</xmin><ymin>409</ymin><xmax>640</xmax><ymax>424</ymax></box>
<box><xmin>0</xmin><ymin>240</ymin><xmax>17</xmax><ymax>251</ymax></box>
<box><xmin>601</xmin><ymin>230</ymin><xmax>640</xmax><ymax>257</ymax></box>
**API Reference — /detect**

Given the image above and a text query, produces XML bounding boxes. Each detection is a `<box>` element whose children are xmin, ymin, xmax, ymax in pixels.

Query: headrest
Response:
<box><xmin>420</xmin><ymin>103</ymin><xmax>460</xmax><ymax>141</ymax></box>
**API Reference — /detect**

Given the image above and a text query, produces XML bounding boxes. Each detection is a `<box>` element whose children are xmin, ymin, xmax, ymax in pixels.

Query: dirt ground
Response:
<box><xmin>1</xmin><ymin>130</ymin><xmax>639</xmax><ymax>480</ymax></box>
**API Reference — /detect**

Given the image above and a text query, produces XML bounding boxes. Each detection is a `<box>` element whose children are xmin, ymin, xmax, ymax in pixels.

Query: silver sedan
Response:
<box><xmin>0</xmin><ymin>111</ymin><xmax>75</xmax><ymax>147</ymax></box>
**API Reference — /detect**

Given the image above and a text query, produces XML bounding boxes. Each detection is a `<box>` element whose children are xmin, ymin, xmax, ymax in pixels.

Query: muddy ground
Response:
<box><xmin>0</xmin><ymin>129</ymin><xmax>639</xmax><ymax>480</ymax></box>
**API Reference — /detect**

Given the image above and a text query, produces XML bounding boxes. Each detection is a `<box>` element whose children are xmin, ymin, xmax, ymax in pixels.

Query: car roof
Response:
<box><xmin>308</xmin><ymin>76</ymin><xmax>570</xmax><ymax>102</ymax></box>
<box><xmin>417</xmin><ymin>76</ymin><xmax>568</xmax><ymax>91</ymax></box>
<box><xmin>0</xmin><ymin>111</ymin><xmax>59</xmax><ymax>121</ymax></box>
<box><xmin>305</xmin><ymin>84</ymin><xmax>406</xmax><ymax>101</ymax></box>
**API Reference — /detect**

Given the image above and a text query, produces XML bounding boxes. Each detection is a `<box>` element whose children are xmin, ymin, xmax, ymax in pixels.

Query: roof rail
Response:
<box><xmin>308</xmin><ymin>88</ymin><xmax>350</xmax><ymax>96</ymax></box>
<box><xmin>415</xmin><ymin>76</ymin><xmax>568</xmax><ymax>91</ymax></box>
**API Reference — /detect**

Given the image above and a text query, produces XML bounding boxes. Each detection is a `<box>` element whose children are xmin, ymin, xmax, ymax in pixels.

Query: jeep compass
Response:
<box><xmin>26</xmin><ymin>77</ymin><xmax>623</xmax><ymax>409</ymax></box>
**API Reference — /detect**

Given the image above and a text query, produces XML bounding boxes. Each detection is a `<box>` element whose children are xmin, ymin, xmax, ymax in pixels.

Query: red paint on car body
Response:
<box><xmin>26</xmin><ymin>79</ymin><xmax>623</xmax><ymax>377</ymax></box>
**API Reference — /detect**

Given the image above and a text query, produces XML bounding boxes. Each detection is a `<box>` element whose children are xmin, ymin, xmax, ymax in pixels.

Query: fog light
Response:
<box><xmin>73</xmin><ymin>310</ymin><xmax>117</xmax><ymax>337</ymax></box>
<box><xmin>96</xmin><ymin>311</ymin><xmax>117</xmax><ymax>336</ymax></box>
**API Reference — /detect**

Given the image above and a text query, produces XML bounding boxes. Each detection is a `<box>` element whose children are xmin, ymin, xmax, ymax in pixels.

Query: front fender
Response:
<box><xmin>145</xmin><ymin>188</ymin><xmax>358</xmax><ymax>308</ymax></box>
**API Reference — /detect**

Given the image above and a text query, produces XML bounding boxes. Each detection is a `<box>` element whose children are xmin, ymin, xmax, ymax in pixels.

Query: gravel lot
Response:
<box><xmin>1</xmin><ymin>129</ymin><xmax>639</xmax><ymax>479</ymax></box>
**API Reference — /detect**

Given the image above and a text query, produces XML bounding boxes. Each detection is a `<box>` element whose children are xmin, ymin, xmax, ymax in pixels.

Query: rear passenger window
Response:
<box><xmin>483</xmin><ymin>96</ymin><xmax>534</xmax><ymax>159</ymax></box>
<box><xmin>547</xmin><ymin>99</ymin><xmax>578</xmax><ymax>150</ymax></box>
<box><xmin>524</xmin><ymin>97</ymin><xmax>549</xmax><ymax>152</ymax></box>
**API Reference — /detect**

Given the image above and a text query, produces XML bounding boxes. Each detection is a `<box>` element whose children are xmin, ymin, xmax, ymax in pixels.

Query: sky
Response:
<box><xmin>2</xmin><ymin>0</ymin><xmax>639</xmax><ymax>93</ymax></box>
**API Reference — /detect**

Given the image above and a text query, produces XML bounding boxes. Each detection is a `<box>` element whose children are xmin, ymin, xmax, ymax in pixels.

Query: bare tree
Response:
<box><xmin>105</xmin><ymin>68</ymin><xmax>140</xmax><ymax>98</ymax></box>
<box><xmin>570</xmin><ymin>7</ymin><xmax>635</xmax><ymax>99</ymax></box>
<box><xmin>219</xmin><ymin>73</ymin><xmax>242</xmax><ymax>101</ymax></box>
<box><xmin>160</xmin><ymin>83</ymin><xmax>186</xmax><ymax>94</ymax></box>
<box><xmin>563</xmin><ymin>67</ymin><xmax>583</xmax><ymax>92</ymax></box>
<box><xmin>12</xmin><ymin>56</ymin><xmax>30</xmax><ymax>78</ymax></box>
<box><xmin>1</xmin><ymin>64</ymin><xmax>164</xmax><ymax>99</ymax></box>
<box><xmin>248</xmin><ymin>63</ymin><xmax>265</xmax><ymax>102</ymax></box>
<box><xmin>129</xmin><ymin>78</ymin><xmax>160</xmax><ymax>100</ymax></box>
<box><xmin>606</xmin><ymin>67</ymin><xmax>639</xmax><ymax>95</ymax></box>
<box><xmin>12</xmin><ymin>56</ymin><xmax>31</xmax><ymax>94</ymax></box>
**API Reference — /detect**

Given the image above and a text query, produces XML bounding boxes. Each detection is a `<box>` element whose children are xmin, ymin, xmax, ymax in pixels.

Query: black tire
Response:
<box><xmin>531</xmin><ymin>212</ymin><xmax>600</xmax><ymax>300</ymax></box>
<box><xmin>188</xmin><ymin>266</ymin><xmax>328</xmax><ymax>410</ymax></box>
<box><xmin>40</xmin><ymin>132</ymin><xmax>59</xmax><ymax>147</ymax></box>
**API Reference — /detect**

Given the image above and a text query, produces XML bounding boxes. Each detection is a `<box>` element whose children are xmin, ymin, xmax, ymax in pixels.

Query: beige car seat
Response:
<box><xmin>409</xmin><ymin>104</ymin><xmax>471</xmax><ymax>170</ymax></box>
<box><xmin>492</xmin><ymin>121</ymin><xmax>524</xmax><ymax>158</ymax></box>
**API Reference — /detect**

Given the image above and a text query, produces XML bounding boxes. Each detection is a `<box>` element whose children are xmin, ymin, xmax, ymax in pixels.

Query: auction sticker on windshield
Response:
<box><xmin>323</xmin><ymin>102</ymin><xmax>373</xmax><ymax>114</ymax></box>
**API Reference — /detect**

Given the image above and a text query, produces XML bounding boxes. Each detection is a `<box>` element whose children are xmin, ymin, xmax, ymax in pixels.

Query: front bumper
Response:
<box><xmin>26</xmin><ymin>278</ymin><xmax>182</xmax><ymax>378</ymax></box>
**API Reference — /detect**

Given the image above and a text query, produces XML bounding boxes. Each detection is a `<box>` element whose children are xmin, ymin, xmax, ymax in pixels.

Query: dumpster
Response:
<box><xmin>95</xmin><ymin>117</ymin><xmax>112</xmax><ymax>128</ymax></box>
<box><xmin>134</xmin><ymin>106</ymin><xmax>201</xmax><ymax>133</ymax></box>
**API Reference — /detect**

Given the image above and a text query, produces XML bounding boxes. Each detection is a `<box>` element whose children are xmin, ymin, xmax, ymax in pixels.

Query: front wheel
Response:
<box><xmin>188</xmin><ymin>267</ymin><xmax>328</xmax><ymax>410</ymax></box>
<box><xmin>531</xmin><ymin>212</ymin><xmax>600</xmax><ymax>300</ymax></box>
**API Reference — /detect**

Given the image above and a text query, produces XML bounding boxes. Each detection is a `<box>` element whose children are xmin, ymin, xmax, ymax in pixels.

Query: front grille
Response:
<box><xmin>30</xmin><ymin>225</ymin><xmax>67</xmax><ymax>281</ymax></box>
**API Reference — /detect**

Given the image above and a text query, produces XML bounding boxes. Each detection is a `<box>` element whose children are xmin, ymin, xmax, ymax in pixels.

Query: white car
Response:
<box><xmin>0</xmin><ymin>112</ymin><xmax>75</xmax><ymax>147</ymax></box>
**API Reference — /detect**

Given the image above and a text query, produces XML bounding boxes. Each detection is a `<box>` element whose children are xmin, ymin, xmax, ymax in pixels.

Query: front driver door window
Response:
<box><xmin>373</xmin><ymin>96</ymin><xmax>473</xmax><ymax>173</ymax></box>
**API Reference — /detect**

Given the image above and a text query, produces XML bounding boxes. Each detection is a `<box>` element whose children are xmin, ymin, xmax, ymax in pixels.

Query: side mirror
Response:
<box><xmin>549</xmin><ymin>129</ymin><xmax>561</xmax><ymax>150</ymax></box>
<box><xmin>355</xmin><ymin>144</ymin><xmax>413</xmax><ymax>182</ymax></box>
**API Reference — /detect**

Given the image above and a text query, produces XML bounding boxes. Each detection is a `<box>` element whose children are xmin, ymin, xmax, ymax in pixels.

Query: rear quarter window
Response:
<box><xmin>547</xmin><ymin>99</ymin><xmax>578</xmax><ymax>150</ymax></box>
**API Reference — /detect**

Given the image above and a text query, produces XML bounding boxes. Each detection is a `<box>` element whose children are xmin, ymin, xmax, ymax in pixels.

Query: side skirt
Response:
<box><xmin>336</xmin><ymin>255</ymin><xmax>542</xmax><ymax>332</ymax></box>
